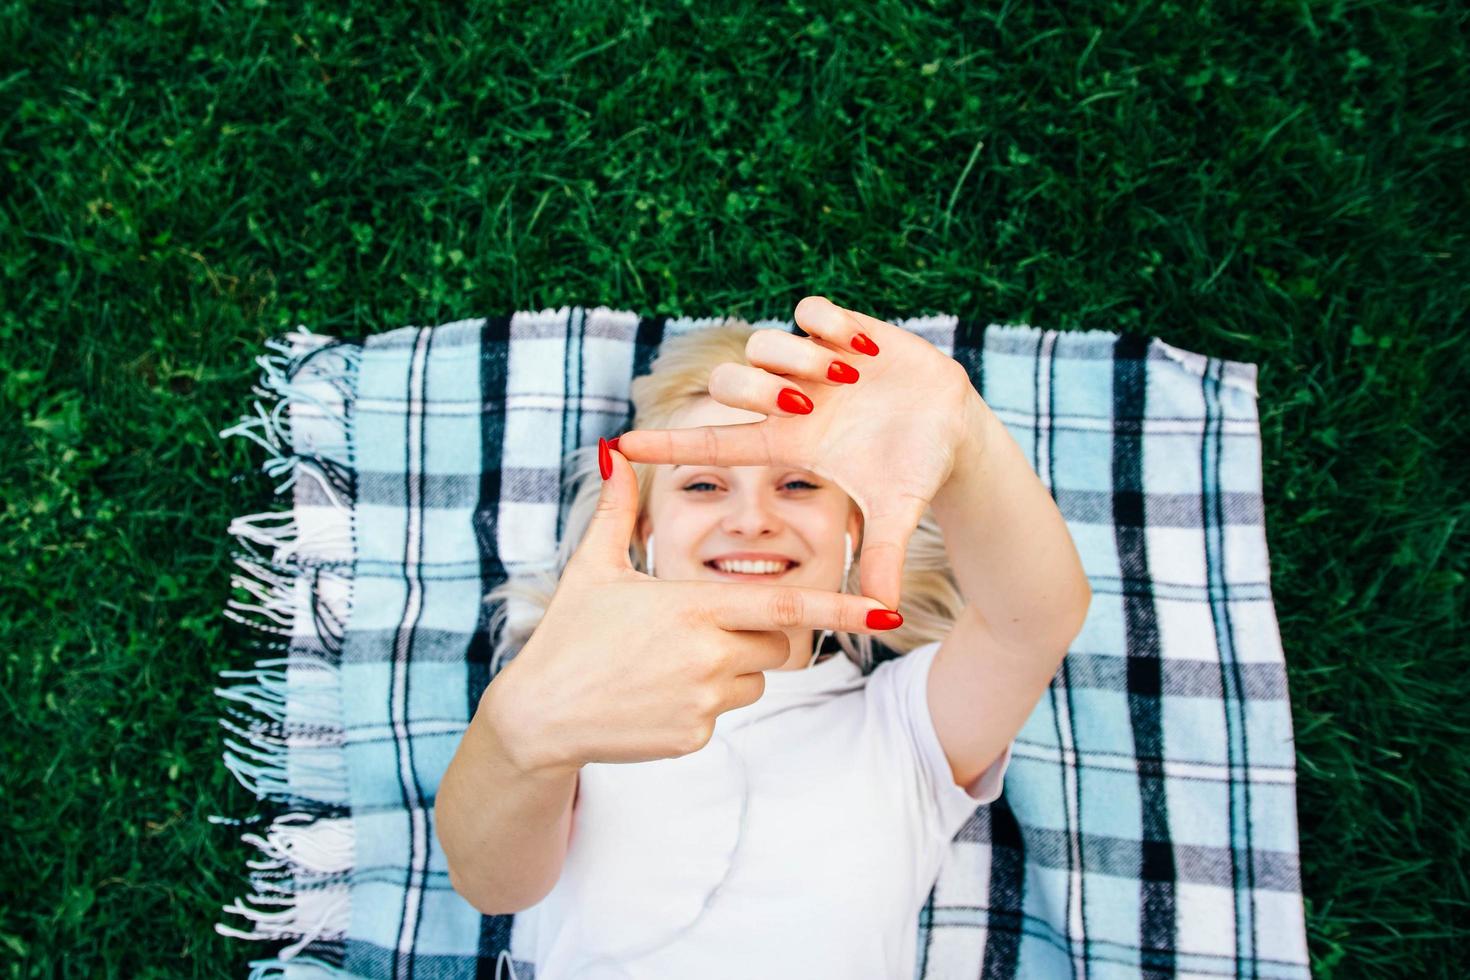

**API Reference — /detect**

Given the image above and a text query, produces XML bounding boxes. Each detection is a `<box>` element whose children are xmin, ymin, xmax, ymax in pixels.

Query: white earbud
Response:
<box><xmin>809</xmin><ymin>531</ymin><xmax>854</xmax><ymax>668</ymax></box>
<box><xmin>645</xmin><ymin>533</ymin><xmax>655</xmax><ymax>577</ymax></box>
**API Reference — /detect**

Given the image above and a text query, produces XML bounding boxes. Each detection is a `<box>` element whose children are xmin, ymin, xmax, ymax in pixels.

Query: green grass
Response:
<box><xmin>2</xmin><ymin>0</ymin><xmax>1466</xmax><ymax>976</ymax></box>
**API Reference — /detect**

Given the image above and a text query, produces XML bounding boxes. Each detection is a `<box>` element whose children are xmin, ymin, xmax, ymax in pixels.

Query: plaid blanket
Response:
<box><xmin>213</xmin><ymin>308</ymin><xmax>1311</xmax><ymax>979</ymax></box>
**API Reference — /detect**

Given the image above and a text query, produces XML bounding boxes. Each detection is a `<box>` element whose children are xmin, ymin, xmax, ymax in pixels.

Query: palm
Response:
<box><xmin>756</xmin><ymin>340</ymin><xmax>971</xmax><ymax>585</ymax></box>
<box><xmin>616</xmin><ymin>300</ymin><xmax>983</xmax><ymax>611</ymax></box>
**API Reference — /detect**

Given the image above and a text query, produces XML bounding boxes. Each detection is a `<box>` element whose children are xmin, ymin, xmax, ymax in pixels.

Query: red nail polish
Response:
<box><xmin>851</xmin><ymin>333</ymin><xmax>879</xmax><ymax>356</ymax></box>
<box><xmin>827</xmin><ymin>360</ymin><xmax>859</xmax><ymax>384</ymax></box>
<box><xmin>866</xmin><ymin>609</ymin><xmax>903</xmax><ymax>630</ymax></box>
<box><xmin>777</xmin><ymin>387</ymin><xmax>813</xmax><ymax>414</ymax></box>
<box><xmin>607</xmin><ymin>436</ymin><xmax>620</xmax><ymax>453</ymax></box>
<box><xmin>598</xmin><ymin>437</ymin><xmax>611</xmax><ymax>480</ymax></box>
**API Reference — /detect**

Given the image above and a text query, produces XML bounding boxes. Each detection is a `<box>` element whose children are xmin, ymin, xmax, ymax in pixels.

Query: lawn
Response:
<box><xmin>2</xmin><ymin>1</ymin><xmax>1465</xmax><ymax>977</ymax></box>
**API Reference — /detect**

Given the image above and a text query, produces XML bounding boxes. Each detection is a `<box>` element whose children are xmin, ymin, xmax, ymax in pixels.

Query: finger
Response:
<box><xmin>853</xmin><ymin>496</ymin><xmax>928</xmax><ymax>611</ymax></box>
<box><xmin>840</xmin><ymin>304</ymin><xmax>909</xmax><ymax>344</ymax></box>
<box><xmin>699</xmin><ymin>582</ymin><xmax>903</xmax><ymax>636</ymax></box>
<box><xmin>612</xmin><ymin>419</ymin><xmax>786</xmax><ymax>468</ymax></box>
<box><xmin>794</xmin><ymin>295</ymin><xmax>886</xmax><ymax>357</ymax></box>
<box><xmin>720</xmin><ymin>668</ymin><xmax>775</xmax><ymax>711</ymax></box>
<box><xmin>572</xmin><ymin>438</ymin><xmax>639</xmax><ymax>571</ymax></box>
<box><xmin>745</xmin><ymin>328</ymin><xmax>860</xmax><ymax>386</ymax></box>
<box><xmin>708</xmin><ymin>361</ymin><xmax>817</xmax><ymax>417</ymax></box>
<box><xmin>788</xmin><ymin>324</ymin><xmax>852</xmax><ymax>359</ymax></box>
<box><xmin>722</xmin><ymin>630</ymin><xmax>792</xmax><ymax>680</ymax></box>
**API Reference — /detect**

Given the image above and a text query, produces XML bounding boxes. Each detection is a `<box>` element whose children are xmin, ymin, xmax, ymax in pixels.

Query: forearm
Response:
<box><xmin>435</xmin><ymin>678</ymin><xmax>580</xmax><ymax>916</ymax></box>
<box><xmin>929</xmin><ymin>391</ymin><xmax>1092</xmax><ymax>653</ymax></box>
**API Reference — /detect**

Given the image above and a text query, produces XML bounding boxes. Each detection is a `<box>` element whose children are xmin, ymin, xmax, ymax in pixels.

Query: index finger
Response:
<box><xmin>613</xmin><ymin>422</ymin><xmax>782</xmax><ymax>468</ymax></box>
<box><xmin>695</xmin><ymin>581</ymin><xmax>902</xmax><ymax>635</ymax></box>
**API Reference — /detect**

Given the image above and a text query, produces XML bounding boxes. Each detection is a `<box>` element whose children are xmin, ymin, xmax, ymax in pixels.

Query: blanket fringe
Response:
<box><xmin>213</xmin><ymin>329</ymin><xmax>359</xmax><ymax>971</ymax></box>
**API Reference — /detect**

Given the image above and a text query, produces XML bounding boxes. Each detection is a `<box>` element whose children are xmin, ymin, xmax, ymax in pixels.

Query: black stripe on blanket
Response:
<box><xmin>1114</xmin><ymin>330</ymin><xmax>1179</xmax><ymax>976</ymax></box>
<box><xmin>472</xmin><ymin>315</ymin><xmax>517</xmax><ymax>971</ymax></box>
<box><xmin>469</xmin><ymin>314</ymin><xmax>513</xmax><ymax>700</ymax></box>
<box><xmin>473</xmin><ymin>311</ymin><xmax>674</xmax><ymax>969</ymax></box>
<box><xmin>389</xmin><ymin>327</ymin><xmax>436</xmax><ymax>980</ymax></box>
<box><xmin>981</xmin><ymin>797</ymin><xmax>1027</xmax><ymax>979</ymax></box>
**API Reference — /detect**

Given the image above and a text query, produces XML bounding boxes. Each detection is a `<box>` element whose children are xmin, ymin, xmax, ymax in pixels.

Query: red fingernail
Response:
<box><xmin>607</xmin><ymin>436</ymin><xmax>620</xmax><ymax>453</ymax></box>
<box><xmin>598</xmin><ymin>437</ymin><xmax>611</xmax><ymax>480</ymax></box>
<box><xmin>866</xmin><ymin>609</ymin><xmax>903</xmax><ymax>630</ymax></box>
<box><xmin>852</xmin><ymin>333</ymin><xmax>879</xmax><ymax>356</ymax></box>
<box><xmin>777</xmin><ymin>387</ymin><xmax>813</xmax><ymax>414</ymax></box>
<box><xmin>827</xmin><ymin>360</ymin><xmax>859</xmax><ymax>384</ymax></box>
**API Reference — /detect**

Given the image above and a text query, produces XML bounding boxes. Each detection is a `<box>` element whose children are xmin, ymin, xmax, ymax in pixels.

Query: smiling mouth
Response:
<box><xmin>704</xmin><ymin>560</ymin><xmax>800</xmax><ymax>578</ymax></box>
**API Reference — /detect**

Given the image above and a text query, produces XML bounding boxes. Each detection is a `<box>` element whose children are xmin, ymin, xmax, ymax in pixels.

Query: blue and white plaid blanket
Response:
<box><xmin>214</xmin><ymin>308</ymin><xmax>1311</xmax><ymax>979</ymax></box>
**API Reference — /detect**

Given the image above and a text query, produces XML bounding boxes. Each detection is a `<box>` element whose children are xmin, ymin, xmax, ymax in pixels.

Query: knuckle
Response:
<box><xmin>769</xmin><ymin>588</ymin><xmax>804</xmax><ymax>629</ymax></box>
<box><xmin>592</xmin><ymin>492</ymin><xmax>619</xmax><ymax>518</ymax></box>
<box><xmin>750</xmin><ymin>328</ymin><xmax>792</xmax><ymax>364</ymax></box>
<box><xmin>744</xmin><ymin>330</ymin><xmax>770</xmax><ymax>361</ymax></box>
<box><xmin>709</xmin><ymin>360</ymin><xmax>737</xmax><ymax>389</ymax></box>
<box><xmin>702</xmin><ymin>424</ymin><xmax>721</xmax><ymax>468</ymax></box>
<box><xmin>943</xmin><ymin>356</ymin><xmax>973</xmax><ymax>388</ymax></box>
<box><xmin>684</xmin><ymin>722</ymin><xmax>715</xmax><ymax>755</ymax></box>
<box><xmin>695</xmin><ymin>685</ymin><xmax>724</xmax><ymax>719</ymax></box>
<box><xmin>682</xmin><ymin>586</ymin><xmax>714</xmax><ymax>624</ymax></box>
<box><xmin>682</xmin><ymin>586</ymin><xmax>723</xmax><ymax>634</ymax></box>
<box><xmin>702</xmin><ymin>639</ymin><xmax>735</xmax><ymax>675</ymax></box>
<box><xmin>758</xmin><ymin>424</ymin><xmax>778</xmax><ymax>466</ymax></box>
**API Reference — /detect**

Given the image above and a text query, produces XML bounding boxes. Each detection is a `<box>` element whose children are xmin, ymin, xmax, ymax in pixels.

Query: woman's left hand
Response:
<box><xmin>613</xmin><ymin>295</ymin><xmax>988</xmax><ymax>612</ymax></box>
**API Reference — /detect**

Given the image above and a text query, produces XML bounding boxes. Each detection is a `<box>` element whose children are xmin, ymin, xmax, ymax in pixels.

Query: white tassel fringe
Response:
<box><xmin>212</xmin><ymin>329</ymin><xmax>360</xmax><ymax>970</ymax></box>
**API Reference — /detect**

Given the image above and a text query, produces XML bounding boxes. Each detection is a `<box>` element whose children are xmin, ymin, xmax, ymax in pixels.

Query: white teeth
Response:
<box><xmin>713</xmin><ymin>559</ymin><xmax>791</xmax><ymax>575</ymax></box>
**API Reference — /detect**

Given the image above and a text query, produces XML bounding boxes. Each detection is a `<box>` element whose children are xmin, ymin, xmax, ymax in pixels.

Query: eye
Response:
<box><xmin>680</xmin><ymin>479</ymin><xmax>819</xmax><ymax>493</ymax></box>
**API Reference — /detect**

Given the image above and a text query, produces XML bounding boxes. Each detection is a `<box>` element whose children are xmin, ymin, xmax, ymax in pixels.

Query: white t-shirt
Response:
<box><xmin>510</xmin><ymin>637</ymin><xmax>1013</xmax><ymax>979</ymax></box>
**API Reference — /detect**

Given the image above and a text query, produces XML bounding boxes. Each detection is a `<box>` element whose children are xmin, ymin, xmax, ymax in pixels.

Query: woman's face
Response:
<box><xmin>635</xmin><ymin>397</ymin><xmax>863</xmax><ymax>668</ymax></box>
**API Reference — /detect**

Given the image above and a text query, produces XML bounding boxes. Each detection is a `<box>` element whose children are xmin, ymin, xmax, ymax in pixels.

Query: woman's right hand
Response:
<box><xmin>482</xmin><ymin>439</ymin><xmax>901</xmax><ymax>776</ymax></box>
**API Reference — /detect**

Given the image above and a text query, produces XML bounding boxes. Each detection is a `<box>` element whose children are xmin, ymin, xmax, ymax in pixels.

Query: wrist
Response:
<box><xmin>936</xmin><ymin>388</ymin><xmax>992</xmax><ymax>508</ymax></box>
<box><xmin>478</xmin><ymin>665</ymin><xmax>583</xmax><ymax>780</ymax></box>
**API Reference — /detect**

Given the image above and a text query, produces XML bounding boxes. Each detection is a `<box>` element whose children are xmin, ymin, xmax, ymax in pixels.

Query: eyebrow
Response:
<box><xmin>672</xmin><ymin>465</ymin><xmax>815</xmax><ymax>476</ymax></box>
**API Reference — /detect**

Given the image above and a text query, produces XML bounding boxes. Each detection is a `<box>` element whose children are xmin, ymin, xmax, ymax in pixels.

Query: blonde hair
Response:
<box><xmin>482</xmin><ymin>319</ymin><xmax>967</xmax><ymax>678</ymax></box>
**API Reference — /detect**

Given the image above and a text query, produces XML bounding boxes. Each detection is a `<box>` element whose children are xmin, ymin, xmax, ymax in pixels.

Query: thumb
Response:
<box><xmin>855</xmin><ymin>501</ymin><xmax>926</xmax><ymax>612</ymax></box>
<box><xmin>574</xmin><ymin>437</ymin><xmax>639</xmax><ymax>572</ymax></box>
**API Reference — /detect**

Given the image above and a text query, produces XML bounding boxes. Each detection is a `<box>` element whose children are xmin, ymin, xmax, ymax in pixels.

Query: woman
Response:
<box><xmin>437</xmin><ymin>296</ymin><xmax>1092</xmax><ymax>979</ymax></box>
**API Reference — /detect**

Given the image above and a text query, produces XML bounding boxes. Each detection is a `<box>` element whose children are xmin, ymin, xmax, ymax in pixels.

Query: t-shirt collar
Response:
<box><xmin>760</xmin><ymin>649</ymin><xmax>864</xmax><ymax>696</ymax></box>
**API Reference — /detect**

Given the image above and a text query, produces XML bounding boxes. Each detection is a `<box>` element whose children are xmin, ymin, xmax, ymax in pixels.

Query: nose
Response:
<box><xmin>720</xmin><ymin>490</ymin><xmax>784</xmax><ymax>539</ymax></box>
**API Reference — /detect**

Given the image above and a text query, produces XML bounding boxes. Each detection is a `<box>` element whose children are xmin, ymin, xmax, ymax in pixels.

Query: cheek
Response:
<box><xmin>653</xmin><ymin>511</ymin><xmax>703</xmax><ymax>553</ymax></box>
